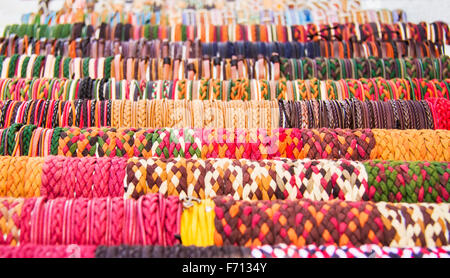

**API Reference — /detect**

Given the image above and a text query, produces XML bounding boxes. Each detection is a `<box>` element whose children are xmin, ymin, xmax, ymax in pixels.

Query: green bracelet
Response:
<box><xmin>21</xmin><ymin>56</ymin><xmax>30</xmax><ymax>78</ymax></box>
<box><xmin>21</xmin><ymin>124</ymin><xmax>37</xmax><ymax>156</ymax></box>
<box><xmin>83</xmin><ymin>58</ymin><xmax>90</xmax><ymax>78</ymax></box>
<box><xmin>104</xmin><ymin>56</ymin><xmax>113</xmax><ymax>79</ymax></box>
<box><xmin>63</xmin><ymin>57</ymin><xmax>71</xmax><ymax>78</ymax></box>
<box><xmin>8</xmin><ymin>54</ymin><xmax>19</xmax><ymax>78</ymax></box>
<box><xmin>32</xmin><ymin>55</ymin><xmax>45</xmax><ymax>78</ymax></box>
<box><xmin>54</xmin><ymin>56</ymin><xmax>61</xmax><ymax>78</ymax></box>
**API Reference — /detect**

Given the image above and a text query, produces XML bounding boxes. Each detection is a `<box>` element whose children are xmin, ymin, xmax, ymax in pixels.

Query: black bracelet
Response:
<box><xmin>90</xmin><ymin>100</ymin><xmax>96</xmax><ymax>127</ymax></box>
<box><xmin>51</xmin><ymin>100</ymin><xmax>60</xmax><ymax>128</ymax></box>
<box><xmin>163</xmin><ymin>56</ymin><xmax>171</xmax><ymax>65</ymax></box>
<box><xmin>89</xmin><ymin>78</ymin><xmax>95</xmax><ymax>99</ymax></box>
<box><xmin>0</xmin><ymin>100</ymin><xmax>12</xmax><ymax>128</ymax></box>
<box><xmin>74</xmin><ymin>99</ymin><xmax>81</xmax><ymax>126</ymax></box>
<box><xmin>82</xmin><ymin>100</ymin><xmax>88</xmax><ymax>127</ymax></box>
<box><xmin>41</xmin><ymin>100</ymin><xmax>50</xmax><ymax>127</ymax></box>
<box><xmin>22</xmin><ymin>101</ymin><xmax>31</xmax><ymax>125</ymax></box>
<box><xmin>106</xmin><ymin>100</ymin><xmax>111</xmax><ymax>126</ymax></box>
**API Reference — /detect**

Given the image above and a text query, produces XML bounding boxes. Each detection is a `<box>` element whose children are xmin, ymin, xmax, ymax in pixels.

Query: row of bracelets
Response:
<box><xmin>18</xmin><ymin>6</ymin><xmax>410</xmax><ymax>29</ymax></box>
<box><xmin>0</xmin><ymin>55</ymin><xmax>449</xmax><ymax>81</ymax></box>
<box><xmin>0</xmin><ymin>38</ymin><xmax>445</xmax><ymax>59</ymax></box>
<box><xmin>0</xmin><ymin>99</ymin><xmax>448</xmax><ymax>130</ymax></box>
<box><xmin>0</xmin><ymin>78</ymin><xmax>449</xmax><ymax>101</ymax></box>
<box><xmin>0</xmin><ymin>156</ymin><xmax>448</xmax><ymax>203</ymax></box>
<box><xmin>1</xmin><ymin>194</ymin><xmax>450</xmax><ymax>247</ymax></box>
<box><xmin>0</xmin><ymin>125</ymin><xmax>448</xmax><ymax>161</ymax></box>
<box><xmin>4</xmin><ymin>21</ymin><xmax>447</xmax><ymax>44</ymax></box>
<box><xmin>18</xmin><ymin>9</ymin><xmax>320</xmax><ymax>28</ymax></box>
<box><xmin>0</xmin><ymin>54</ymin><xmax>450</xmax><ymax>81</ymax></box>
<box><xmin>1</xmin><ymin>244</ymin><xmax>450</xmax><ymax>258</ymax></box>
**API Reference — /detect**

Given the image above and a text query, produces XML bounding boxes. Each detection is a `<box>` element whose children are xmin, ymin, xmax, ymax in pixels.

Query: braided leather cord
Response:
<box><xmin>0</xmin><ymin>156</ymin><xmax>447</xmax><ymax>204</ymax></box>
<box><xmin>125</xmin><ymin>158</ymin><xmax>369</xmax><ymax>201</ymax></box>
<box><xmin>0</xmin><ymin>126</ymin><xmax>444</xmax><ymax>161</ymax></box>
<box><xmin>426</xmin><ymin>98</ymin><xmax>450</xmax><ymax>130</ymax></box>
<box><xmin>14</xmin><ymin>195</ymin><xmax>180</xmax><ymax>246</ymax></box>
<box><xmin>277</xmin><ymin>128</ymin><xmax>376</xmax><ymax>160</ymax></box>
<box><xmin>377</xmin><ymin>202</ymin><xmax>450</xmax><ymax>248</ymax></box>
<box><xmin>0</xmin><ymin>197</ymin><xmax>24</xmax><ymax>246</ymax></box>
<box><xmin>58</xmin><ymin>127</ymin><xmax>81</xmax><ymax>157</ymax></box>
<box><xmin>251</xmin><ymin>244</ymin><xmax>450</xmax><ymax>258</ymax></box>
<box><xmin>50</xmin><ymin>127</ymin><xmax>63</xmax><ymax>155</ymax></box>
<box><xmin>6</xmin><ymin>123</ymin><xmax>22</xmax><ymax>155</ymax></box>
<box><xmin>21</xmin><ymin>124</ymin><xmax>37</xmax><ymax>156</ymax></box>
<box><xmin>1</xmin><ymin>157</ymin><xmax>43</xmax><ymax>198</ymax></box>
<box><xmin>213</xmin><ymin>196</ymin><xmax>450</xmax><ymax>248</ymax></box>
<box><xmin>370</xmin><ymin>129</ymin><xmax>450</xmax><ymax>161</ymax></box>
<box><xmin>213</xmin><ymin>197</ymin><xmax>383</xmax><ymax>247</ymax></box>
<box><xmin>0</xmin><ymin>244</ymin><xmax>96</xmax><ymax>258</ymax></box>
<box><xmin>40</xmin><ymin>156</ymin><xmax>126</xmax><ymax>198</ymax></box>
<box><xmin>366</xmin><ymin>160</ymin><xmax>450</xmax><ymax>203</ymax></box>
<box><xmin>5</xmin><ymin>157</ymin><xmax>26</xmax><ymax>198</ymax></box>
<box><xmin>24</xmin><ymin>157</ymin><xmax>44</xmax><ymax>197</ymax></box>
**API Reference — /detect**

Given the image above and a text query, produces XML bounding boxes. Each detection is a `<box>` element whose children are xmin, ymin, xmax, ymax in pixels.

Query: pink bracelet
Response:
<box><xmin>0</xmin><ymin>244</ymin><xmax>96</xmax><ymax>258</ymax></box>
<box><xmin>20</xmin><ymin>198</ymin><xmax>37</xmax><ymax>244</ymax></box>
<box><xmin>73</xmin><ymin>198</ymin><xmax>89</xmax><ymax>245</ymax></box>
<box><xmin>78</xmin><ymin>157</ymin><xmax>96</xmax><ymax>198</ymax></box>
<box><xmin>139</xmin><ymin>194</ymin><xmax>158</xmax><ymax>245</ymax></box>
<box><xmin>109</xmin><ymin>157</ymin><xmax>126</xmax><ymax>197</ymax></box>
<box><xmin>93</xmin><ymin>157</ymin><xmax>110</xmax><ymax>197</ymax></box>
<box><xmin>30</xmin><ymin>197</ymin><xmax>45</xmax><ymax>244</ymax></box>
<box><xmin>18</xmin><ymin>195</ymin><xmax>181</xmax><ymax>246</ymax></box>
<box><xmin>50</xmin><ymin>198</ymin><xmax>65</xmax><ymax>245</ymax></box>
<box><xmin>92</xmin><ymin>198</ymin><xmax>107</xmax><ymax>245</ymax></box>
<box><xmin>165</xmin><ymin>195</ymin><xmax>182</xmax><ymax>246</ymax></box>
<box><xmin>110</xmin><ymin>197</ymin><xmax>124</xmax><ymax>245</ymax></box>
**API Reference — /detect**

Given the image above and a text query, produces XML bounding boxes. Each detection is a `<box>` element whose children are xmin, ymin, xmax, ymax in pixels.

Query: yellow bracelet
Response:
<box><xmin>181</xmin><ymin>199</ymin><xmax>215</xmax><ymax>246</ymax></box>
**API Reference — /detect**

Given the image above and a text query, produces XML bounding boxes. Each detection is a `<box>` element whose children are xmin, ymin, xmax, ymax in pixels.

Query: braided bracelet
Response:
<box><xmin>0</xmin><ymin>156</ymin><xmax>447</xmax><ymax>203</ymax></box>
<box><xmin>212</xmin><ymin>197</ymin><xmax>450</xmax><ymax>248</ymax></box>
<box><xmin>251</xmin><ymin>244</ymin><xmax>450</xmax><ymax>258</ymax></box>
<box><xmin>4</xmin><ymin>194</ymin><xmax>181</xmax><ymax>246</ymax></box>
<box><xmin>2</xmin><ymin>244</ymin><xmax>449</xmax><ymax>258</ymax></box>
<box><xmin>0</xmin><ymin>126</ymin><xmax>448</xmax><ymax>161</ymax></box>
<box><xmin>0</xmin><ymin>244</ymin><xmax>96</xmax><ymax>258</ymax></box>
